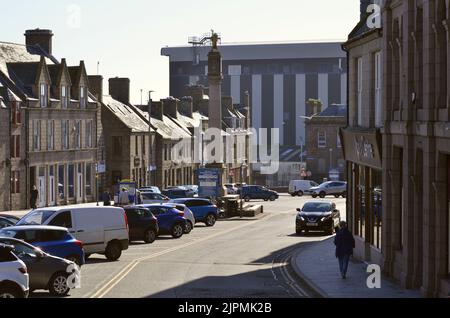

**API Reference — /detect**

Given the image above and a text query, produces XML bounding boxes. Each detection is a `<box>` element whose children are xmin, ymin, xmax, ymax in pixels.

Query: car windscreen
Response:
<box><xmin>16</xmin><ymin>210</ymin><xmax>57</xmax><ymax>226</ymax></box>
<box><xmin>301</xmin><ymin>202</ymin><xmax>331</xmax><ymax>212</ymax></box>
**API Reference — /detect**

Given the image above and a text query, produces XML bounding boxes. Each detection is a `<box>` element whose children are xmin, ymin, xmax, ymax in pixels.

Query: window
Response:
<box><xmin>135</xmin><ymin>136</ymin><xmax>139</xmax><ymax>156</ymax></box>
<box><xmin>11</xmin><ymin>101</ymin><xmax>21</xmax><ymax>124</ymax></box>
<box><xmin>85</xmin><ymin>120</ymin><xmax>93</xmax><ymax>148</ymax></box>
<box><xmin>10</xmin><ymin>135</ymin><xmax>20</xmax><ymax>158</ymax></box>
<box><xmin>318</xmin><ymin>159</ymin><xmax>326</xmax><ymax>173</ymax></box>
<box><xmin>142</xmin><ymin>136</ymin><xmax>146</xmax><ymax>155</ymax></box>
<box><xmin>228</xmin><ymin>65</ymin><xmax>242</xmax><ymax>76</ymax></box>
<box><xmin>33</xmin><ymin>120</ymin><xmax>41</xmax><ymax>151</ymax></box>
<box><xmin>80</xmin><ymin>86</ymin><xmax>87</xmax><ymax>108</ymax></box>
<box><xmin>68</xmin><ymin>164</ymin><xmax>75</xmax><ymax>198</ymax></box>
<box><xmin>318</xmin><ymin>131</ymin><xmax>327</xmax><ymax>148</ymax></box>
<box><xmin>61</xmin><ymin>120</ymin><xmax>69</xmax><ymax>150</ymax></box>
<box><xmin>374</xmin><ymin>52</ymin><xmax>382</xmax><ymax>127</ymax></box>
<box><xmin>47</xmin><ymin>120</ymin><xmax>54</xmax><ymax>150</ymax></box>
<box><xmin>112</xmin><ymin>136</ymin><xmax>122</xmax><ymax>156</ymax></box>
<box><xmin>61</xmin><ymin>85</ymin><xmax>69</xmax><ymax>109</ymax></box>
<box><xmin>49</xmin><ymin>211</ymin><xmax>72</xmax><ymax>228</ymax></box>
<box><xmin>75</xmin><ymin>121</ymin><xmax>81</xmax><ymax>149</ymax></box>
<box><xmin>85</xmin><ymin>163</ymin><xmax>92</xmax><ymax>196</ymax></box>
<box><xmin>58</xmin><ymin>165</ymin><xmax>65</xmax><ymax>200</ymax></box>
<box><xmin>10</xmin><ymin>171</ymin><xmax>20</xmax><ymax>194</ymax></box>
<box><xmin>40</xmin><ymin>83</ymin><xmax>48</xmax><ymax>107</ymax></box>
<box><xmin>357</xmin><ymin>57</ymin><xmax>363</xmax><ymax>126</ymax></box>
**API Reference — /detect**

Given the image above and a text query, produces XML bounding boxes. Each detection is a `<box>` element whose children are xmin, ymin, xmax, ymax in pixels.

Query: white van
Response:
<box><xmin>16</xmin><ymin>207</ymin><xmax>129</xmax><ymax>261</ymax></box>
<box><xmin>289</xmin><ymin>180</ymin><xmax>319</xmax><ymax>197</ymax></box>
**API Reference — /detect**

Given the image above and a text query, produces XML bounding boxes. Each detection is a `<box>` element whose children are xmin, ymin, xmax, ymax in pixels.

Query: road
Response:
<box><xmin>31</xmin><ymin>194</ymin><xmax>346</xmax><ymax>298</ymax></box>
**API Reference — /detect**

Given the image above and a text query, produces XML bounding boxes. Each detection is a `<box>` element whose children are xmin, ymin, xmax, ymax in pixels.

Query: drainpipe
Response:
<box><xmin>8</xmin><ymin>99</ymin><xmax>12</xmax><ymax>211</ymax></box>
<box><xmin>25</xmin><ymin>99</ymin><xmax>29</xmax><ymax>209</ymax></box>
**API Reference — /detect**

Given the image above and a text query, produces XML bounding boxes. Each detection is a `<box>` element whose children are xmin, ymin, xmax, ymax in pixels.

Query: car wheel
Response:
<box><xmin>312</xmin><ymin>194</ymin><xmax>318</xmax><ymax>198</ymax></box>
<box><xmin>244</xmin><ymin>196</ymin><xmax>250</xmax><ymax>202</ymax></box>
<box><xmin>84</xmin><ymin>254</ymin><xmax>91</xmax><ymax>260</ymax></box>
<box><xmin>297</xmin><ymin>191</ymin><xmax>304</xmax><ymax>197</ymax></box>
<box><xmin>66</xmin><ymin>255</ymin><xmax>82</xmax><ymax>266</ymax></box>
<box><xmin>326</xmin><ymin>224</ymin><xmax>335</xmax><ymax>236</ymax></box>
<box><xmin>184</xmin><ymin>221</ymin><xmax>193</xmax><ymax>234</ymax></box>
<box><xmin>0</xmin><ymin>285</ymin><xmax>23</xmax><ymax>298</ymax></box>
<box><xmin>48</xmin><ymin>272</ymin><xmax>70</xmax><ymax>297</ymax></box>
<box><xmin>105</xmin><ymin>241</ymin><xmax>122</xmax><ymax>261</ymax></box>
<box><xmin>143</xmin><ymin>229</ymin><xmax>157</xmax><ymax>244</ymax></box>
<box><xmin>171</xmin><ymin>223</ymin><xmax>184</xmax><ymax>238</ymax></box>
<box><xmin>291</xmin><ymin>193</ymin><xmax>297</xmax><ymax>197</ymax></box>
<box><xmin>334</xmin><ymin>194</ymin><xmax>340</xmax><ymax>198</ymax></box>
<box><xmin>342</xmin><ymin>192</ymin><xmax>347</xmax><ymax>198</ymax></box>
<box><xmin>296</xmin><ymin>228</ymin><xmax>302</xmax><ymax>235</ymax></box>
<box><xmin>205</xmin><ymin>214</ymin><xmax>217</xmax><ymax>227</ymax></box>
<box><xmin>269</xmin><ymin>195</ymin><xmax>276</xmax><ymax>201</ymax></box>
<box><xmin>319</xmin><ymin>191</ymin><xmax>326</xmax><ymax>199</ymax></box>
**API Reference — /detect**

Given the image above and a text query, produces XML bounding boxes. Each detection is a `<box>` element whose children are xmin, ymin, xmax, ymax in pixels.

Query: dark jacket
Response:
<box><xmin>334</xmin><ymin>228</ymin><xmax>355</xmax><ymax>258</ymax></box>
<box><xmin>30</xmin><ymin>189</ymin><xmax>38</xmax><ymax>206</ymax></box>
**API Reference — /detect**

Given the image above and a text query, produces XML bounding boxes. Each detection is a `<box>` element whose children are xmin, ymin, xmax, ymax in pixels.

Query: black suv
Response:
<box><xmin>240</xmin><ymin>186</ymin><xmax>279</xmax><ymax>202</ymax></box>
<box><xmin>296</xmin><ymin>201</ymin><xmax>341</xmax><ymax>235</ymax></box>
<box><xmin>124</xmin><ymin>207</ymin><xmax>159</xmax><ymax>244</ymax></box>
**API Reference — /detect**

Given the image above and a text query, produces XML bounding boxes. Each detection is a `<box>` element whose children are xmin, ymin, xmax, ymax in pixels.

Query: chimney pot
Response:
<box><xmin>25</xmin><ymin>29</ymin><xmax>54</xmax><ymax>55</ymax></box>
<box><xmin>109</xmin><ymin>77</ymin><xmax>130</xmax><ymax>105</ymax></box>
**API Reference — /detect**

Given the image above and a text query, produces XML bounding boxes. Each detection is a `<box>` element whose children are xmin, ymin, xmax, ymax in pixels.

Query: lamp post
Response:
<box><xmin>148</xmin><ymin>90</ymin><xmax>154</xmax><ymax>186</ymax></box>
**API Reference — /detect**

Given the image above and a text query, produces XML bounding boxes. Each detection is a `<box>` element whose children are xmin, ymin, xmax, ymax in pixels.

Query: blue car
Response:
<box><xmin>0</xmin><ymin>225</ymin><xmax>85</xmax><ymax>266</ymax></box>
<box><xmin>136</xmin><ymin>204</ymin><xmax>187</xmax><ymax>238</ymax></box>
<box><xmin>170</xmin><ymin>198</ymin><xmax>218</xmax><ymax>227</ymax></box>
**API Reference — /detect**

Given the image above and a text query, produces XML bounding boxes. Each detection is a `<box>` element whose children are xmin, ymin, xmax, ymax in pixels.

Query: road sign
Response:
<box><xmin>96</xmin><ymin>163</ymin><xmax>106</xmax><ymax>174</ymax></box>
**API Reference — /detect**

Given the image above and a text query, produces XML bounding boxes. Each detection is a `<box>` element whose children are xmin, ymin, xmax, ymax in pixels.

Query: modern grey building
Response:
<box><xmin>161</xmin><ymin>41</ymin><xmax>347</xmax><ymax>146</ymax></box>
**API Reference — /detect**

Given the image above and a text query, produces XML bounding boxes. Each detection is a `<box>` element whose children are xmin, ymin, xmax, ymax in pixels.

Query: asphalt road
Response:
<box><xmin>30</xmin><ymin>194</ymin><xmax>346</xmax><ymax>299</ymax></box>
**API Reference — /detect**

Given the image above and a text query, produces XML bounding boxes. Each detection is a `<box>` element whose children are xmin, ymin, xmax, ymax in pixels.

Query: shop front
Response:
<box><xmin>341</xmin><ymin>128</ymin><xmax>383</xmax><ymax>263</ymax></box>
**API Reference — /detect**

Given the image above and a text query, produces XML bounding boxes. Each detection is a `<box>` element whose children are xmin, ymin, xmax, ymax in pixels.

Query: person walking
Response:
<box><xmin>334</xmin><ymin>221</ymin><xmax>355</xmax><ymax>279</ymax></box>
<box><xmin>102</xmin><ymin>190</ymin><xmax>111</xmax><ymax>206</ymax></box>
<box><xmin>30</xmin><ymin>185</ymin><xmax>39</xmax><ymax>210</ymax></box>
<box><xmin>118</xmin><ymin>187</ymin><xmax>130</xmax><ymax>206</ymax></box>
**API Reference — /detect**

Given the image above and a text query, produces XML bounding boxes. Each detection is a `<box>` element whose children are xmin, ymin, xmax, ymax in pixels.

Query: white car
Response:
<box><xmin>289</xmin><ymin>180</ymin><xmax>319</xmax><ymax>197</ymax></box>
<box><xmin>0</xmin><ymin>243</ymin><xmax>29</xmax><ymax>298</ymax></box>
<box><xmin>224</xmin><ymin>184</ymin><xmax>239</xmax><ymax>194</ymax></box>
<box><xmin>164</xmin><ymin>203</ymin><xmax>196</xmax><ymax>234</ymax></box>
<box><xmin>17</xmin><ymin>207</ymin><xmax>129</xmax><ymax>261</ymax></box>
<box><xmin>141</xmin><ymin>192</ymin><xmax>170</xmax><ymax>204</ymax></box>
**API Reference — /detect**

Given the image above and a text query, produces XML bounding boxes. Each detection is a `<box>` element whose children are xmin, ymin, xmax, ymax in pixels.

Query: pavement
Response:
<box><xmin>1</xmin><ymin>202</ymin><xmax>112</xmax><ymax>218</ymax></box>
<box><xmin>290</xmin><ymin>237</ymin><xmax>423</xmax><ymax>298</ymax></box>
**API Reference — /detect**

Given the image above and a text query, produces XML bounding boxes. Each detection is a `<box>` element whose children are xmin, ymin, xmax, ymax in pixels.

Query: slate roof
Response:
<box><xmin>103</xmin><ymin>95</ymin><xmax>151</xmax><ymax>133</ymax></box>
<box><xmin>6</xmin><ymin>62</ymin><xmax>40</xmax><ymax>97</ymax></box>
<box><xmin>317</xmin><ymin>104</ymin><xmax>347</xmax><ymax>117</ymax></box>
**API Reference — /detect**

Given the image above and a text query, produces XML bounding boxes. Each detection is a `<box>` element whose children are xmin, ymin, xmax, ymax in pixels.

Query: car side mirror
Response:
<box><xmin>35</xmin><ymin>250</ymin><xmax>45</xmax><ymax>259</ymax></box>
<box><xmin>334</xmin><ymin>209</ymin><xmax>339</xmax><ymax>213</ymax></box>
<box><xmin>296</xmin><ymin>208</ymin><xmax>301</xmax><ymax>212</ymax></box>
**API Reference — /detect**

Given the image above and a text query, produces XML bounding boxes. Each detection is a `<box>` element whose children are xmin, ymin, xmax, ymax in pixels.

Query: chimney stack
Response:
<box><xmin>179</xmin><ymin>97</ymin><xmax>194</xmax><ymax>118</ymax></box>
<box><xmin>25</xmin><ymin>29</ymin><xmax>54</xmax><ymax>55</ymax></box>
<box><xmin>162</xmin><ymin>97</ymin><xmax>179</xmax><ymax>119</ymax></box>
<box><xmin>151</xmin><ymin>101</ymin><xmax>164</xmax><ymax>121</ymax></box>
<box><xmin>88</xmin><ymin>75</ymin><xmax>103</xmax><ymax>104</ymax></box>
<box><xmin>109</xmin><ymin>77</ymin><xmax>130</xmax><ymax>105</ymax></box>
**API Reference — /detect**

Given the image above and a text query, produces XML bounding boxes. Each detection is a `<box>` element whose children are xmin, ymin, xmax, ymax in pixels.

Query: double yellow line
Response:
<box><xmin>89</xmin><ymin>213</ymin><xmax>277</xmax><ymax>298</ymax></box>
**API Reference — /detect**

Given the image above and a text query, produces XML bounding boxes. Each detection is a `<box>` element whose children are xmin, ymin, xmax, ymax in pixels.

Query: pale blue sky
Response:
<box><xmin>0</xmin><ymin>0</ymin><xmax>360</xmax><ymax>102</ymax></box>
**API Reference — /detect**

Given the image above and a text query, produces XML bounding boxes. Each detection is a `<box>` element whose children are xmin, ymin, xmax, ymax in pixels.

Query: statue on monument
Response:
<box><xmin>211</xmin><ymin>30</ymin><xmax>219</xmax><ymax>49</ymax></box>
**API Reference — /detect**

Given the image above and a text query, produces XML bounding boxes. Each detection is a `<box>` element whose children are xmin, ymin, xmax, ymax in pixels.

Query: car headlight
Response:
<box><xmin>297</xmin><ymin>214</ymin><xmax>305</xmax><ymax>221</ymax></box>
<box><xmin>320</xmin><ymin>214</ymin><xmax>332</xmax><ymax>222</ymax></box>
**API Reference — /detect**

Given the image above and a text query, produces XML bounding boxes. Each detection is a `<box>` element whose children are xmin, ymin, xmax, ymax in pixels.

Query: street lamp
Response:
<box><xmin>148</xmin><ymin>90</ymin><xmax>154</xmax><ymax>186</ymax></box>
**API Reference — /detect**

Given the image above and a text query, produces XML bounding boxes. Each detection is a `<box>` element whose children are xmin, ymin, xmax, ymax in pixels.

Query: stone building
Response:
<box><xmin>0</xmin><ymin>29</ymin><xmax>102</xmax><ymax>209</ymax></box>
<box><xmin>343</xmin><ymin>0</ymin><xmax>450</xmax><ymax>297</ymax></box>
<box><xmin>305</xmin><ymin>103</ymin><xmax>347</xmax><ymax>183</ymax></box>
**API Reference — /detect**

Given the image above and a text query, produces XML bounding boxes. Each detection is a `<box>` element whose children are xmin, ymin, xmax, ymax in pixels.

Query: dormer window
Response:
<box><xmin>61</xmin><ymin>85</ymin><xmax>69</xmax><ymax>109</ymax></box>
<box><xmin>80</xmin><ymin>86</ymin><xmax>87</xmax><ymax>109</ymax></box>
<box><xmin>40</xmin><ymin>83</ymin><xmax>48</xmax><ymax>107</ymax></box>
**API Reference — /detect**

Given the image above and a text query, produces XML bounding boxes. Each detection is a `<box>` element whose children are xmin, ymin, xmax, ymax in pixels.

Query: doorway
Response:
<box><xmin>38</xmin><ymin>176</ymin><xmax>46</xmax><ymax>208</ymax></box>
<box><xmin>49</xmin><ymin>166</ymin><xmax>55</xmax><ymax>206</ymax></box>
<box><xmin>77</xmin><ymin>163</ymin><xmax>83</xmax><ymax>202</ymax></box>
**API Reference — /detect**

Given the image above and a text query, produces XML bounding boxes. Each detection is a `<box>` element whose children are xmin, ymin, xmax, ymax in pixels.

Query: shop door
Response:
<box><xmin>49</xmin><ymin>175</ymin><xmax>55</xmax><ymax>206</ymax></box>
<box><xmin>77</xmin><ymin>164</ymin><xmax>83</xmax><ymax>202</ymax></box>
<box><xmin>38</xmin><ymin>177</ymin><xmax>46</xmax><ymax>208</ymax></box>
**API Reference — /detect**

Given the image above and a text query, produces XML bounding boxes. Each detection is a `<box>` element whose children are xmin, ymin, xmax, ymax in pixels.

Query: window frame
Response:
<box><xmin>318</xmin><ymin>130</ymin><xmax>327</xmax><ymax>148</ymax></box>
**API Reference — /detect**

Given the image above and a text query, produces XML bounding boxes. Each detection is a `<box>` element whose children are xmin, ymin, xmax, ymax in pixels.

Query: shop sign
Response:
<box><xmin>341</xmin><ymin>128</ymin><xmax>382</xmax><ymax>170</ymax></box>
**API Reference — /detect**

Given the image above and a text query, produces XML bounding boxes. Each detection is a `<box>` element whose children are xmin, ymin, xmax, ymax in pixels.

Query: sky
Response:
<box><xmin>0</xmin><ymin>0</ymin><xmax>360</xmax><ymax>102</ymax></box>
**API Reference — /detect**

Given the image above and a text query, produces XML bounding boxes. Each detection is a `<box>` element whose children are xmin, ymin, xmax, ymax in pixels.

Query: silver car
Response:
<box><xmin>310</xmin><ymin>181</ymin><xmax>347</xmax><ymax>199</ymax></box>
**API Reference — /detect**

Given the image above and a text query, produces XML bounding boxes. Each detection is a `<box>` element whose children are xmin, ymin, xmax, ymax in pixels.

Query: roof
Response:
<box><xmin>3</xmin><ymin>225</ymin><xmax>68</xmax><ymax>232</ymax></box>
<box><xmin>0</xmin><ymin>41</ymin><xmax>56</xmax><ymax>76</ymax></box>
<box><xmin>317</xmin><ymin>104</ymin><xmax>347</xmax><ymax>117</ymax></box>
<box><xmin>6</xmin><ymin>62</ymin><xmax>39</xmax><ymax>96</ymax></box>
<box><xmin>103</xmin><ymin>95</ymin><xmax>151</xmax><ymax>133</ymax></box>
<box><xmin>161</xmin><ymin>41</ymin><xmax>346</xmax><ymax>62</ymax></box>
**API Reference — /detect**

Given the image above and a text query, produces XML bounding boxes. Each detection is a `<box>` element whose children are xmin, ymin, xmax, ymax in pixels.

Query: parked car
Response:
<box><xmin>141</xmin><ymin>192</ymin><xmax>170</xmax><ymax>204</ymax></box>
<box><xmin>16</xmin><ymin>207</ymin><xmax>129</xmax><ymax>261</ymax></box>
<box><xmin>296</xmin><ymin>201</ymin><xmax>341</xmax><ymax>235</ymax></box>
<box><xmin>139</xmin><ymin>186</ymin><xmax>161</xmax><ymax>194</ymax></box>
<box><xmin>163</xmin><ymin>203</ymin><xmax>195</xmax><ymax>233</ymax></box>
<box><xmin>181</xmin><ymin>185</ymin><xmax>199</xmax><ymax>196</ymax></box>
<box><xmin>0</xmin><ymin>226</ymin><xmax>85</xmax><ymax>266</ymax></box>
<box><xmin>170</xmin><ymin>198</ymin><xmax>218</xmax><ymax>227</ymax></box>
<box><xmin>123</xmin><ymin>206</ymin><xmax>159</xmax><ymax>244</ymax></box>
<box><xmin>0</xmin><ymin>214</ymin><xmax>20</xmax><ymax>224</ymax></box>
<box><xmin>162</xmin><ymin>188</ymin><xmax>195</xmax><ymax>199</ymax></box>
<box><xmin>240</xmin><ymin>186</ymin><xmax>279</xmax><ymax>202</ymax></box>
<box><xmin>289</xmin><ymin>180</ymin><xmax>319</xmax><ymax>197</ymax></box>
<box><xmin>135</xmin><ymin>204</ymin><xmax>187</xmax><ymax>238</ymax></box>
<box><xmin>310</xmin><ymin>181</ymin><xmax>347</xmax><ymax>198</ymax></box>
<box><xmin>0</xmin><ymin>238</ymin><xmax>77</xmax><ymax>297</ymax></box>
<box><xmin>0</xmin><ymin>217</ymin><xmax>15</xmax><ymax>229</ymax></box>
<box><xmin>0</xmin><ymin>243</ymin><xmax>29</xmax><ymax>298</ymax></box>
<box><xmin>224</xmin><ymin>183</ymin><xmax>239</xmax><ymax>194</ymax></box>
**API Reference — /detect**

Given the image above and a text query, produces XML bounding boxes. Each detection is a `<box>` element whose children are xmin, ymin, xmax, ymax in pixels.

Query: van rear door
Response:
<box><xmin>71</xmin><ymin>209</ymin><xmax>105</xmax><ymax>254</ymax></box>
